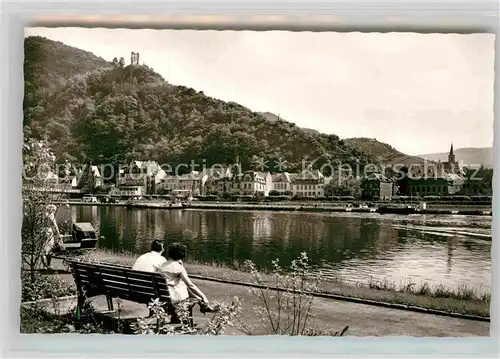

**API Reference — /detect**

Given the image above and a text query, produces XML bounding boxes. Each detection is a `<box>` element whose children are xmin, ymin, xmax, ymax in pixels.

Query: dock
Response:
<box><xmin>61</xmin><ymin>201</ymin><xmax>492</xmax><ymax>216</ymax></box>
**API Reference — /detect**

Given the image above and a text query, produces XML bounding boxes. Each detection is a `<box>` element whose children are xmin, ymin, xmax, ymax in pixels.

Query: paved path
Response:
<box><xmin>194</xmin><ymin>278</ymin><xmax>488</xmax><ymax>337</ymax></box>
<box><xmin>47</xmin><ymin>262</ymin><xmax>488</xmax><ymax>337</ymax></box>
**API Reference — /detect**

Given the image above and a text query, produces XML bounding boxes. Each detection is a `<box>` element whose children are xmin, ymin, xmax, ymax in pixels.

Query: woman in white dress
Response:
<box><xmin>160</xmin><ymin>242</ymin><xmax>218</xmax><ymax>323</ymax></box>
<box><xmin>41</xmin><ymin>204</ymin><xmax>61</xmax><ymax>270</ymax></box>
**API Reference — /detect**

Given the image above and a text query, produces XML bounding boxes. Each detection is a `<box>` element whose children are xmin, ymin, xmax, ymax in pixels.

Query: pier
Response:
<box><xmin>61</xmin><ymin>201</ymin><xmax>492</xmax><ymax>216</ymax></box>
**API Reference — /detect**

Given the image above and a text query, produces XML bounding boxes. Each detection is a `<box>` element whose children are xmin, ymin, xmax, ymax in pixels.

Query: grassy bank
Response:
<box><xmin>75</xmin><ymin>249</ymin><xmax>490</xmax><ymax>318</ymax></box>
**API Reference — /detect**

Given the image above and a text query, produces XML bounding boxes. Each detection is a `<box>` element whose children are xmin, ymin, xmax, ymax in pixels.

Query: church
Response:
<box><xmin>405</xmin><ymin>143</ymin><xmax>465</xmax><ymax>197</ymax></box>
<box><xmin>436</xmin><ymin>143</ymin><xmax>461</xmax><ymax>175</ymax></box>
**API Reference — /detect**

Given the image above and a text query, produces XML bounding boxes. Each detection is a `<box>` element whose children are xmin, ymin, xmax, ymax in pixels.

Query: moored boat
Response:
<box><xmin>377</xmin><ymin>205</ymin><xmax>417</xmax><ymax>215</ymax></box>
<box><xmin>55</xmin><ymin>222</ymin><xmax>99</xmax><ymax>252</ymax></box>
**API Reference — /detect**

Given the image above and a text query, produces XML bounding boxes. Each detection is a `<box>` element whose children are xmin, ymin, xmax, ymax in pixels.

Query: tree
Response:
<box><xmin>325</xmin><ymin>175</ymin><xmax>362</xmax><ymax>198</ymax></box>
<box><xmin>23</xmin><ymin>36</ymin><xmax>383</xmax><ymax>172</ymax></box>
<box><xmin>22</xmin><ymin>139</ymin><xmax>64</xmax><ymax>284</ymax></box>
<box><xmin>395</xmin><ymin>166</ymin><xmax>410</xmax><ymax>196</ymax></box>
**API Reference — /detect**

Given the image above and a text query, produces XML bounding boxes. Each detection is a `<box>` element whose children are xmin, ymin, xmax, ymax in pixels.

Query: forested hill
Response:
<box><xmin>23</xmin><ymin>36</ymin><xmax>110</xmax><ymax>114</ymax></box>
<box><xmin>23</xmin><ymin>36</ymin><xmax>386</xmax><ymax>173</ymax></box>
<box><xmin>342</xmin><ymin>137</ymin><xmax>428</xmax><ymax>166</ymax></box>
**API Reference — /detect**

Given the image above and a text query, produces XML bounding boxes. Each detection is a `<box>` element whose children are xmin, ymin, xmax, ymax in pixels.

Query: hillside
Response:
<box><xmin>343</xmin><ymin>137</ymin><xmax>429</xmax><ymax>166</ymax></box>
<box><xmin>23</xmin><ymin>36</ymin><xmax>111</xmax><ymax>120</ymax></box>
<box><xmin>418</xmin><ymin>147</ymin><xmax>493</xmax><ymax>168</ymax></box>
<box><xmin>23</xmin><ymin>36</ymin><xmax>387</xmax><ymax>175</ymax></box>
<box><xmin>258</xmin><ymin>112</ymin><xmax>320</xmax><ymax>136</ymax></box>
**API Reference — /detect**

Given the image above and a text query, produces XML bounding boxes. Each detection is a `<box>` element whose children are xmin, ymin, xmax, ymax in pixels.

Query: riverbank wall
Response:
<box><xmin>62</xmin><ymin>201</ymin><xmax>492</xmax><ymax>216</ymax></box>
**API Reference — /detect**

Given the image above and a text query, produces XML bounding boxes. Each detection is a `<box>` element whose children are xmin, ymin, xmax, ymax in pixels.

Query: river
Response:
<box><xmin>61</xmin><ymin>205</ymin><xmax>491</xmax><ymax>293</ymax></box>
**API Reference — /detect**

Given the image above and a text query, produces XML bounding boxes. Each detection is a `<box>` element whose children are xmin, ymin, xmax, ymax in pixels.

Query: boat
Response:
<box><xmin>55</xmin><ymin>222</ymin><xmax>99</xmax><ymax>252</ymax></box>
<box><xmin>377</xmin><ymin>205</ymin><xmax>417</xmax><ymax>215</ymax></box>
<box><xmin>126</xmin><ymin>200</ymin><xmax>184</xmax><ymax>209</ymax></box>
<box><xmin>165</xmin><ymin>202</ymin><xmax>184</xmax><ymax>209</ymax></box>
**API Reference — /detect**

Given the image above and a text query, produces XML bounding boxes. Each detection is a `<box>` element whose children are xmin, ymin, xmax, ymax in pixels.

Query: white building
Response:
<box><xmin>234</xmin><ymin>171</ymin><xmax>273</xmax><ymax>196</ymax></box>
<box><xmin>291</xmin><ymin>169</ymin><xmax>326</xmax><ymax>198</ymax></box>
<box><xmin>271</xmin><ymin>172</ymin><xmax>296</xmax><ymax>195</ymax></box>
<box><xmin>110</xmin><ymin>184</ymin><xmax>145</xmax><ymax>197</ymax></box>
<box><xmin>116</xmin><ymin>160</ymin><xmax>166</xmax><ymax>196</ymax></box>
<box><xmin>445</xmin><ymin>173</ymin><xmax>465</xmax><ymax>195</ymax></box>
<box><xmin>159</xmin><ymin>171</ymin><xmax>204</xmax><ymax>197</ymax></box>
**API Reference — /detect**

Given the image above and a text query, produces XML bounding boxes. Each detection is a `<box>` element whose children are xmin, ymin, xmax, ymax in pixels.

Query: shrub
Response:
<box><xmin>21</xmin><ymin>271</ymin><xmax>76</xmax><ymax>302</ymax></box>
<box><xmin>244</xmin><ymin>252</ymin><xmax>348</xmax><ymax>336</ymax></box>
<box><xmin>21</xmin><ymin>300</ymin><xmax>111</xmax><ymax>334</ymax></box>
<box><xmin>133</xmin><ymin>297</ymin><xmax>242</xmax><ymax>336</ymax></box>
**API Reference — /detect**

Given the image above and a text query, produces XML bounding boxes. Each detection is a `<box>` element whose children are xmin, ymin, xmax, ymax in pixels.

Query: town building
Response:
<box><xmin>361</xmin><ymin>173</ymin><xmax>393</xmax><ymax>200</ymax></box>
<box><xmin>44</xmin><ymin>171</ymin><xmax>60</xmax><ymax>186</ymax></box>
<box><xmin>233</xmin><ymin>171</ymin><xmax>273</xmax><ymax>196</ymax></box>
<box><xmin>159</xmin><ymin>171</ymin><xmax>204</xmax><ymax>197</ymax></box>
<box><xmin>291</xmin><ymin>169</ymin><xmax>326</xmax><ymax>198</ymax></box>
<box><xmin>395</xmin><ymin>143</ymin><xmax>466</xmax><ymax>197</ymax></box>
<box><xmin>406</xmin><ymin>173</ymin><xmax>464</xmax><ymax>197</ymax></box>
<box><xmin>460</xmin><ymin>166</ymin><xmax>493</xmax><ymax>196</ymax></box>
<box><xmin>406</xmin><ymin>177</ymin><xmax>449</xmax><ymax>197</ymax></box>
<box><xmin>439</xmin><ymin>143</ymin><xmax>461</xmax><ymax>174</ymax></box>
<box><xmin>271</xmin><ymin>172</ymin><xmax>296</xmax><ymax>195</ymax></box>
<box><xmin>202</xmin><ymin>167</ymin><xmax>234</xmax><ymax>196</ymax></box>
<box><xmin>115</xmin><ymin>160</ymin><xmax>166</xmax><ymax>197</ymax></box>
<box><xmin>74</xmin><ymin>162</ymin><xmax>103</xmax><ymax>192</ymax></box>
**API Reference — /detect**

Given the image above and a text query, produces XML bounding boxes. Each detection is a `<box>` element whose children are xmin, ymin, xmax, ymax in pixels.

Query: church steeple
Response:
<box><xmin>446</xmin><ymin>142</ymin><xmax>458</xmax><ymax>174</ymax></box>
<box><xmin>448</xmin><ymin>142</ymin><xmax>456</xmax><ymax>163</ymax></box>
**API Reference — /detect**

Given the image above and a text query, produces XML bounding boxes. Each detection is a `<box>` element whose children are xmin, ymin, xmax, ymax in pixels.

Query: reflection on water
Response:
<box><xmin>65</xmin><ymin>206</ymin><xmax>491</xmax><ymax>292</ymax></box>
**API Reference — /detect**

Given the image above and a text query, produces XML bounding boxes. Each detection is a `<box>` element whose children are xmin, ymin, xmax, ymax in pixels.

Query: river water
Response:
<box><xmin>63</xmin><ymin>206</ymin><xmax>491</xmax><ymax>293</ymax></box>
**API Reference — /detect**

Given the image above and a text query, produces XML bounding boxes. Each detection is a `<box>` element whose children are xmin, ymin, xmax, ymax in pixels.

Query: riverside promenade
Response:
<box><xmin>64</xmin><ymin>200</ymin><xmax>492</xmax><ymax>216</ymax></box>
<box><xmin>34</xmin><ymin>258</ymin><xmax>489</xmax><ymax>337</ymax></box>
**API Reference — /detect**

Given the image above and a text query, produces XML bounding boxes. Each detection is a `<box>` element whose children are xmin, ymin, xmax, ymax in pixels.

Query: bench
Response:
<box><xmin>65</xmin><ymin>260</ymin><xmax>194</xmax><ymax>327</ymax></box>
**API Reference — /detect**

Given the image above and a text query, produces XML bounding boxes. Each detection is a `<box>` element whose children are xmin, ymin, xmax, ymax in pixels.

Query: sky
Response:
<box><xmin>24</xmin><ymin>27</ymin><xmax>495</xmax><ymax>155</ymax></box>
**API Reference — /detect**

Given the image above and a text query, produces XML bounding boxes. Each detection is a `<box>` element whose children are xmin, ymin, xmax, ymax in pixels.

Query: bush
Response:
<box><xmin>133</xmin><ymin>297</ymin><xmax>242</xmax><ymax>335</ymax></box>
<box><xmin>21</xmin><ymin>300</ymin><xmax>111</xmax><ymax>334</ymax></box>
<box><xmin>21</xmin><ymin>271</ymin><xmax>76</xmax><ymax>302</ymax></box>
<box><xmin>244</xmin><ymin>253</ymin><xmax>348</xmax><ymax>336</ymax></box>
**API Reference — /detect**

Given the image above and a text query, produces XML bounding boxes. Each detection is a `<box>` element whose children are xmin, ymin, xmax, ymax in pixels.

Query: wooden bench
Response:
<box><xmin>65</xmin><ymin>260</ymin><xmax>194</xmax><ymax>327</ymax></box>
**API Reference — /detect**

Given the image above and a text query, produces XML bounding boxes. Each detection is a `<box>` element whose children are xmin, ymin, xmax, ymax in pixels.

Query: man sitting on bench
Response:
<box><xmin>132</xmin><ymin>239</ymin><xmax>166</xmax><ymax>272</ymax></box>
<box><xmin>132</xmin><ymin>239</ymin><xmax>169</xmax><ymax>318</ymax></box>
